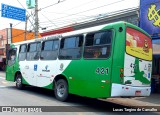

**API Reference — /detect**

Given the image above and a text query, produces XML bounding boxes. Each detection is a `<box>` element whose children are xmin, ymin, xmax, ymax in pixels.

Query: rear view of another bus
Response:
<box><xmin>111</xmin><ymin>23</ymin><xmax>152</xmax><ymax>97</ymax></box>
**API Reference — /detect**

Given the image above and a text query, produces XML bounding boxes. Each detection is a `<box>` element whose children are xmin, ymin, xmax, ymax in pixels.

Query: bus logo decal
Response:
<box><xmin>60</xmin><ymin>63</ymin><xmax>64</xmax><ymax>71</ymax></box>
<box><xmin>34</xmin><ymin>64</ymin><xmax>38</xmax><ymax>71</ymax></box>
<box><xmin>42</xmin><ymin>65</ymin><xmax>50</xmax><ymax>72</ymax></box>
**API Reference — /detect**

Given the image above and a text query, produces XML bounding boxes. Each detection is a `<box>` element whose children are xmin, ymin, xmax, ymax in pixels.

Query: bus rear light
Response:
<box><xmin>120</xmin><ymin>68</ymin><xmax>124</xmax><ymax>80</ymax></box>
<box><xmin>120</xmin><ymin>68</ymin><xmax>124</xmax><ymax>72</ymax></box>
<box><xmin>120</xmin><ymin>73</ymin><xmax>124</xmax><ymax>78</ymax></box>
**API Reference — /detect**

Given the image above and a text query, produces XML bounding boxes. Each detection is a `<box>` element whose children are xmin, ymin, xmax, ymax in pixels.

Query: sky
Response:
<box><xmin>0</xmin><ymin>0</ymin><xmax>139</xmax><ymax>33</ymax></box>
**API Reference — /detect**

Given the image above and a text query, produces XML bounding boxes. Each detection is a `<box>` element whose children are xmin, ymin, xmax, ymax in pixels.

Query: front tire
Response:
<box><xmin>16</xmin><ymin>74</ymin><xmax>24</xmax><ymax>90</ymax></box>
<box><xmin>54</xmin><ymin>79</ymin><xmax>69</xmax><ymax>101</ymax></box>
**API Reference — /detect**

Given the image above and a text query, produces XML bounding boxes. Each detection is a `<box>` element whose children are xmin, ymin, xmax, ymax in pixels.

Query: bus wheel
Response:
<box><xmin>16</xmin><ymin>74</ymin><xmax>24</xmax><ymax>90</ymax></box>
<box><xmin>54</xmin><ymin>79</ymin><xmax>68</xmax><ymax>101</ymax></box>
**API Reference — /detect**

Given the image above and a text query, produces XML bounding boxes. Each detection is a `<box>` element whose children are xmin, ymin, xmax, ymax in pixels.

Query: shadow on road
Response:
<box><xmin>8</xmin><ymin>86</ymin><xmax>160</xmax><ymax>114</ymax></box>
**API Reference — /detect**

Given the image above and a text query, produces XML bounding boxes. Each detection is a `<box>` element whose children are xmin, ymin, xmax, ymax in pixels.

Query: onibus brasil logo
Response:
<box><xmin>148</xmin><ymin>4</ymin><xmax>160</xmax><ymax>27</ymax></box>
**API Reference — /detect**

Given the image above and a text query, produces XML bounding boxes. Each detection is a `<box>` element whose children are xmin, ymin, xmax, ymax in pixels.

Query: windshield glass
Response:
<box><xmin>126</xmin><ymin>27</ymin><xmax>152</xmax><ymax>61</ymax></box>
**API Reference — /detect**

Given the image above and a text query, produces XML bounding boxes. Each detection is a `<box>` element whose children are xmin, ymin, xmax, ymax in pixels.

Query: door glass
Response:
<box><xmin>7</xmin><ymin>49</ymin><xmax>17</xmax><ymax>66</ymax></box>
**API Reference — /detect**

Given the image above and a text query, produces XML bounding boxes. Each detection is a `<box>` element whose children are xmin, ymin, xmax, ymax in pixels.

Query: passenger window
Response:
<box><xmin>84</xmin><ymin>30</ymin><xmax>112</xmax><ymax>59</ymax></box>
<box><xmin>40</xmin><ymin>40</ymin><xmax>59</xmax><ymax>60</ymax></box>
<box><xmin>59</xmin><ymin>35</ymin><xmax>83</xmax><ymax>60</ymax></box>
<box><xmin>29</xmin><ymin>43</ymin><xmax>37</xmax><ymax>52</ymax></box>
<box><xmin>20</xmin><ymin>45</ymin><xmax>27</xmax><ymax>53</ymax></box>
<box><xmin>27</xmin><ymin>42</ymin><xmax>41</xmax><ymax>60</ymax></box>
<box><xmin>19</xmin><ymin>44</ymin><xmax>27</xmax><ymax>61</ymax></box>
<box><xmin>44</xmin><ymin>41</ymin><xmax>53</xmax><ymax>51</ymax></box>
<box><xmin>64</xmin><ymin>37</ymin><xmax>77</xmax><ymax>48</ymax></box>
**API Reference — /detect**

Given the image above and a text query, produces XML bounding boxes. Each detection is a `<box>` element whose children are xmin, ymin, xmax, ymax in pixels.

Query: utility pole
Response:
<box><xmin>24</xmin><ymin>15</ymin><xmax>28</xmax><ymax>41</ymax></box>
<box><xmin>35</xmin><ymin>0</ymin><xmax>39</xmax><ymax>39</ymax></box>
<box><xmin>10</xmin><ymin>23</ymin><xmax>12</xmax><ymax>44</ymax></box>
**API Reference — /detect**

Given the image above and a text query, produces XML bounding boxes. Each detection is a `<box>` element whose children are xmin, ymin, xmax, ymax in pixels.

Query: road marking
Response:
<box><xmin>0</xmin><ymin>77</ymin><xmax>5</xmax><ymax>80</ymax></box>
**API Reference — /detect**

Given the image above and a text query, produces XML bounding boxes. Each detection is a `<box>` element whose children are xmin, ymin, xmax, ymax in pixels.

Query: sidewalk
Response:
<box><xmin>105</xmin><ymin>93</ymin><xmax>160</xmax><ymax>106</ymax></box>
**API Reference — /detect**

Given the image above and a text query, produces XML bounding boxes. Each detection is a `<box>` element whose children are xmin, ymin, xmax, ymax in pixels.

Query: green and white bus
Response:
<box><xmin>6</xmin><ymin>21</ymin><xmax>152</xmax><ymax>101</ymax></box>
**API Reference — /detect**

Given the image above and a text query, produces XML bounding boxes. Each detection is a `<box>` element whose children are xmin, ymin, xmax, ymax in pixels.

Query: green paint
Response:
<box><xmin>63</xmin><ymin>59</ymin><xmax>112</xmax><ymax>98</ymax></box>
<box><xmin>43</xmin><ymin>83</ymin><xmax>53</xmax><ymax>89</ymax></box>
<box><xmin>134</xmin><ymin>58</ymin><xmax>150</xmax><ymax>84</ymax></box>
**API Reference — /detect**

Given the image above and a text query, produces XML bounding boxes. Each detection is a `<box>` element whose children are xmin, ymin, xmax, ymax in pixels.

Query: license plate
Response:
<box><xmin>135</xmin><ymin>91</ymin><xmax>141</xmax><ymax>96</ymax></box>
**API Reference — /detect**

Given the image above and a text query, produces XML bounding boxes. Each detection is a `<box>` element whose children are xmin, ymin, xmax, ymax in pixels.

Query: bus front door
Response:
<box><xmin>6</xmin><ymin>48</ymin><xmax>17</xmax><ymax>81</ymax></box>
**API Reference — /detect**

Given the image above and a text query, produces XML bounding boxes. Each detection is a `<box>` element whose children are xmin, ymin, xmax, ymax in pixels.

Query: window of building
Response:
<box><xmin>59</xmin><ymin>35</ymin><xmax>83</xmax><ymax>59</ymax></box>
<box><xmin>84</xmin><ymin>30</ymin><xmax>112</xmax><ymax>59</ymax></box>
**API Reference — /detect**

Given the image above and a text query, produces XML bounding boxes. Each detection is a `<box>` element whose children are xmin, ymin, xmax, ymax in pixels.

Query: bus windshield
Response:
<box><xmin>126</xmin><ymin>27</ymin><xmax>152</xmax><ymax>61</ymax></box>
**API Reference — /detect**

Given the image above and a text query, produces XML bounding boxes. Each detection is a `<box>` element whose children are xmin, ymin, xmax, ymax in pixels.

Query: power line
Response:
<box><xmin>39</xmin><ymin>15</ymin><xmax>94</xmax><ymax>27</ymax></box>
<box><xmin>40</xmin><ymin>7</ymin><xmax>138</xmax><ymax>29</ymax></box>
<box><xmin>42</xmin><ymin>11</ymin><xmax>95</xmax><ymax>19</ymax></box>
<box><xmin>40</xmin><ymin>12</ymin><xmax>58</xmax><ymax>27</ymax></box>
<box><xmin>16</xmin><ymin>0</ymin><xmax>35</xmax><ymax>28</ymax></box>
<box><xmin>39</xmin><ymin>11</ymin><xmax>95</xmax><ymax>24</ymax></box>
<box><xmin>39</xmin><ymin>0</ymin><xmax>125</xmax><ymax>23</ymax></box>
<box><xmin>13</xmin><ymin>22</ymin><xmax>23</xmax><ymax>27</ymax></box>
<box><xmin>40</xmin><ymin>0</ymin><xmax>66</xmax><ymax>11</ymax></box>
<box><xmin>38</xmin><ymin>0</ymin><xmax>126</xmax><ymax>30</ymax></box>
<box><xmin>43</xmin><ymin>0</ymin><xmax>98</xmax><ymax>12</ymax></box>
<box><xmin>39</xmin><ymin>0</ymin><xmax>126</xmax><ymax>25</ymax></box>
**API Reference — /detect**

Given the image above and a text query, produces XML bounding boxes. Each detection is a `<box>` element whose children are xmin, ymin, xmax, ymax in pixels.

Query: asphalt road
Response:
<box><xmin>0</xmin><ymin>72</ymin><xmax>159</xmax><ymax>115</ymax></box>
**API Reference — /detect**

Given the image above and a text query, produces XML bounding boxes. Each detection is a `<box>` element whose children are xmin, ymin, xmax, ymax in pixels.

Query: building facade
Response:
<box><xmin>0</xmin><ymin>28</ymin><xmax>41</xmax><ymax>70</ymax></box>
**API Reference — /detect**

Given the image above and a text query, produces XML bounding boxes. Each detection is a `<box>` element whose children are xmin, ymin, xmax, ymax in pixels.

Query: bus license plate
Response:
<box><xmin>135</xmin><ymin>91</ymin><xmax>141</xmax><ymax>96</ymax></box>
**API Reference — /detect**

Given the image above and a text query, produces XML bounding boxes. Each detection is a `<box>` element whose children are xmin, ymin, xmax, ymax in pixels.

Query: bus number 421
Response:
<box><xmin>95</xmin><ymin>67</ymin><xmax>109</xmax><ymax>75</ymax></box>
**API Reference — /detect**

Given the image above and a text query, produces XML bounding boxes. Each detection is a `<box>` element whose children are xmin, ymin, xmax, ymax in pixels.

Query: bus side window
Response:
<box><xmin>84</xmin><ymin>30</ymin><xmax>112</xmax><ymax>59</ymax></box>
<box><xmin>26</xmin><ymin>42</ymin><xmax>40</xmax><ymax>60</ymax></box>
<box><xmin>40</xmin><ymin>39</ymin><xmax>59</xmax><ymax>60</ymax></box>
<box><xmin>19</xmin><ymin>44</ymin><xmax>27</xmax><ymax>61</ymax></box>
<box><xmin>59</xmin><ymin>35</ymin><xmax>83</xmax><ymax>60</ymax></box>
